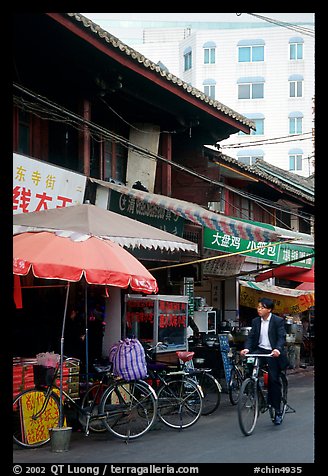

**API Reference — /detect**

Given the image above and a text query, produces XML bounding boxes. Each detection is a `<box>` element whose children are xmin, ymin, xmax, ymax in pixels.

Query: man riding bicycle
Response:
<box><xmin>240</xmin><ymin>297</ymin><xmax>289</xmax><ymax>425</ymax></box>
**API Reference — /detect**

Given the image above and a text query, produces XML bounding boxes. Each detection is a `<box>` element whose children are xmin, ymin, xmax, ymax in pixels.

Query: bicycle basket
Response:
<box><xmin>33</xmin><ymin>365</ymin><xmax>56</xmax><ymax>387</ymax></box>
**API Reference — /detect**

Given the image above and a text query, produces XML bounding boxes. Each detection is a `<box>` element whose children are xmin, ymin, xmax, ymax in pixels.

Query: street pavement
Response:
<box><xmin>12</xmin><ymin>367</ymin><xmax>316</xmax><ymax>468</ymax></box>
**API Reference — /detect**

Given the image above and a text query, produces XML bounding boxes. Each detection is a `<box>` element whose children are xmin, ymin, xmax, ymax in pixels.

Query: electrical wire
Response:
<box><xmin>245</xmin><ymin>13</ymin><xmax>315</xmax><ymax>38</ymax></box>
<box><xmin>220</xmin><ymin>132</ymin><xmax>313</xmax><ymax>149</ymax></box>
<box><xmin>13</xmin><ymin>82</ymin><xmax>314</xmax><ymax>226</ymax></box>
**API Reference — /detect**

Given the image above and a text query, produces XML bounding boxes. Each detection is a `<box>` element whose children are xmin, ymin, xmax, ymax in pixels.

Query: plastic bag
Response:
<box><xmin>36</xmin><ymin>352</ymin><xmax>60</xmax><ymax>368</ymax></box>
<box><xmin>109</xmin><ymin>338</ymin><xmax>147</xmax><ymax>381</ymax></box>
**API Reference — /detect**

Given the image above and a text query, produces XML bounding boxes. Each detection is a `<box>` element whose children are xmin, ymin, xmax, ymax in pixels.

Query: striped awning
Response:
<box><xmin>90</xmin><ymin>179</ymin><xmax>280</xmax><ymax>243</ymax></box>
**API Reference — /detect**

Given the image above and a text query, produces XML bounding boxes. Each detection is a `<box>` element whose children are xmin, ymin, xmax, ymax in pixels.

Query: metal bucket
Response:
<box><xmin>49</xmin><ymin>427</ymin><xmax>72</xmax><ymax>452</ymax></box>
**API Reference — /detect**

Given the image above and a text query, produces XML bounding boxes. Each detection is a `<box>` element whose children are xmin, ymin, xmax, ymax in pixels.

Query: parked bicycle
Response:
<box><xmin>237</xmin><ymin>354</ymin><xmax>293</xmax><ymax>436</ymax></box>
<box><xmin>225</xmin><ymin>348</ymin><xmax>246</xmax><ymax>405</ymax></box>
<box><xmin>176</xmin><ymin>351</ymin><xmax>221</xmax><ymax>415</ymax></box>
<box><xmin>144</xmin><ymin>343</ymin><xmax>204</xmax><ymax>429</ymax></box>
<box><xmin>13</xmin><ymin>357</ymin><xmax>158</xmax><ymax>448</ymax></box>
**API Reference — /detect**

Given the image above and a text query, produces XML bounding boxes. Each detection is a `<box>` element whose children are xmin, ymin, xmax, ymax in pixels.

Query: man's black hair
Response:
<box><xmin>258</xmin><ymin>297</ymin><xmax>275</xmax><ymax>310</ymax></box>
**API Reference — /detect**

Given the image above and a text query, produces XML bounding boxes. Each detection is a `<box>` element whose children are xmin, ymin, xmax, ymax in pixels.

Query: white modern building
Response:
<box><xmin>135</xmin><ymin>21</ymin><xmax>315</xmax><ymax>178</ymax></box>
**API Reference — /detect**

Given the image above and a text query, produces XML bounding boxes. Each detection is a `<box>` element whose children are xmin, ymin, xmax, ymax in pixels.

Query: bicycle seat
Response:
<box><xmin>176</xmin><ymin>351</ymin><xmax>194</xmax><ymax>362</ymax></box>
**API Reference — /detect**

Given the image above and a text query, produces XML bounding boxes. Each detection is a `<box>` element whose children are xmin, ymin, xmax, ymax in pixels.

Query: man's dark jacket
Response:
<box><xmin>244</xmin><ymin>313</ymin><xmax>289</xmax><ymax>370</ymax></box>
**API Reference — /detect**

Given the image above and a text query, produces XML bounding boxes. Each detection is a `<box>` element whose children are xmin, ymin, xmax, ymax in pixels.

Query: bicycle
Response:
<box><xmin>237</xmin><ymin>354</ymin><xmax>293</xmax><ymax>436</ymax></box>
<box><xmin>144</xmin><ymin>343</ymin><xmax>204</xmax><ymax>429</ymax></box>
<box><xmin>226</xmin><ymin>348</ymin><xmax>246</xmax><ymax>405</ymax></box>
<box><xmin>176</xmin><ymin>351</ymin><xmax>221</xmax><ymax>415</ymax></box>
<box><xmin>13</xmin><ymin>357</ymin><xmax>158</xmax><ymax>448</ymax></box>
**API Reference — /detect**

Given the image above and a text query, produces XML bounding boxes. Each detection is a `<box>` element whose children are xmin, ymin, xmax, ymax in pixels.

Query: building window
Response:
<box><xmin>229</xmin><ymin>193</ymin><xmax>254</xmax><ymax>220</ymax></box>
<box><xmin>289</xmin><ymin>37</ymin><xmax>304</xmax><ymax>60</ymax></box>
<box><xmin>237</xmin><ymin>39</ymin><xmax>265</xmax><ymax>62</ymax></box>
<box><xmin>104</xmin><ymin>140</ymin><xmax>127</xmax><ymax>183</ymax></box>
<box><xmin>238</xmin><ymin>77</ymin><xmax>264</xmax><ymax>99</ymax></box>
<box><xmin>289</xmin><ymin>75</ymin><xmax>303</xmax><ymax>98</ymax></box>
<box><xmin>289</xmin><ymin>149</ymin><xmax>303</xmax><ymax>171</ymax></box>
<box><xmin>203</xmin><ymin>41</ymin><xmax>216</xmax><ymax>64</ymax></box>
<box><xmin>239</xmin><ymin>115</ymin><xmax>264</xmax><ymax>136</ymax></box>
<box><xmin>237</xmin><ymin>149</ymin><xmax>264</xmax><ymax>166</ymax></box>
<box><xmin>204</xmin><ymin>84</ymin><xmax>215</xmax><ymax>98</ymax></box>
<box><xmin>184</xmin><ymin>47</ymin><xmax>192</xmax><ymax>71</ymax></box>
<box><xmin>203</xmin><ymin>79</ymin><xmax>216</xmax><ymax>99</ymax></box>
<box><xmin>289</xmin><ymin>112</ymin><xmax>303</xmax><ymax>134</ymax></box>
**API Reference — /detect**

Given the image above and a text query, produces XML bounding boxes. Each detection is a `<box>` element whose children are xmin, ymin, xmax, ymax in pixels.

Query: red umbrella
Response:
<box><xmin>13</xmin><ymin>231</ymin><xmax>158</xmax><ymax>427</ymax></box>
<box><xmin>13</xmin><ymin>231</ymin><xmax>158</xmax><ymax>292</ymax></box>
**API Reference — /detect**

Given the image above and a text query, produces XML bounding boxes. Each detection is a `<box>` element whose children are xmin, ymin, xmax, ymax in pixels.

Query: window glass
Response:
<box><xmin>252</xmin><ymin>46</ymin><xmax>264</xmax><ymax>61</ymax></box>
<box><xmin>238</xmin><ymin>84</ymin><xmax>250</xmax><ymax>99</ymax></box>
<box><xmin>290</xmin><ymin>42</ymin><xmax>303</xmax><ymax>60</ymax></box>
<box><xmin>204</xmin><ymin>48</ymin><xmax>215</xmax><ymax>64</ymax></box>
<box><xmin>289</xmin><ymin>154</ymin><xmax>303</xmax><ymax>171</ymax></box>
<box><xmin>252</xmin><ymin>83</ymin><xmax>264</xmax><ymax>99</ymax></box>
<box><xmin>238</xmin><ymin>47</ymin><xmax>251</xmax><ymax>62</ymax></box>
<box><xmin>289</xmin><ymin>80</ymin><xmax>303</xmax><ymax>98</ymax></box>
<box><xmin>184</xmin><ymin>52</ymin><xmax>192</xmax><ymax>71</ymax></box>
<box><xmin>289</xmin><ymin>117</ymin><xmax>303</xmax><ymax>134</ymax></box>
<box><xmin>204</xmin><ymin>84</ymin><xmax>216</xmax><ymax>99</ymax></box>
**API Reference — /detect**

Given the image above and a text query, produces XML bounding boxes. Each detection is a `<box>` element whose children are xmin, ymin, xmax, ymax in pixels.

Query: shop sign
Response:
<box><xmin>109</xmin><ymin>189</ymin><xmax>185</xmax><ymax>236</ymax></box>
<box><xmin>203</xmin><ymin>252</ymin><xmax>245</xmax><ymax>276</ymax></box>
<box><xmin>204</xmin><ymin>226</ymin><xmax>314</xmax><ymax>269</ymax></box>
<box><xmin>13</xmin><ymin>153</ymin><xmax>87</xmax><ymax>214</ymax></box>
<box><xmin>183</xmin><ymin>277</ymin><xmax>194</xmax><ymax>317</ymax></box>
<box><xmin>126</xmin><ymin>299</ymin><xmax>187</xmax><ymax>329</ymax></box>
<box><xmin>239</xmin><ymin>285</ymin><xmax>315</xmax><ymax>314</ymax></box>
<box><xmin>20</xmin><ymin>388</ymin><xmax>65</xmax><ymax>445</ymax></box>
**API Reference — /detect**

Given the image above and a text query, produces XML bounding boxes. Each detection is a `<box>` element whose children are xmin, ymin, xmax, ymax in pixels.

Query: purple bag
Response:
<box><xmin>109</xmin><ymin>338</ymin><xmax>147</xmax><ymax>381</ymax></box>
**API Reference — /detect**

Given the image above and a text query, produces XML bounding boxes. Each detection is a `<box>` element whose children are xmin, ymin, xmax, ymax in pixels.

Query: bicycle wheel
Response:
<box><xmin>228</xmin><ymin>367</ymin><xmax>243</xmax><ymax>405</ymax></box>
<box><xmin>194</xmin><ymin>371</ymin><xmax>221</xmax><ymax>415</ymax></box>
<box><xmin>99</xmin><ymin>380</ymin><xmax>157</xmax><ymax>440</ymax></box>
<box><xmin>157</xmin><ymin>377</ymin><xmax>203</xmax><ymax>429</ymax></box>
<box><xmin>238</xmin><ymin>378</ymin><xmax>259</xmax><ymax>436</ymax></box>
<box><xmin>13</xmin><ymin>388</ymin><xmax>60</xmax><ymax>448</ymax></box>
<box><xmin>80</xmin><ymin>383</ymin><xmax>109</xmax><ymax>433</ymax></box>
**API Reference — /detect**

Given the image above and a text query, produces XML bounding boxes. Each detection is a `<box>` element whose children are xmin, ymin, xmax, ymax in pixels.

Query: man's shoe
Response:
<box><xmin>273</xmin><ymin>412</ymin><xmax>282</xmax><ymax>425</ymax></box>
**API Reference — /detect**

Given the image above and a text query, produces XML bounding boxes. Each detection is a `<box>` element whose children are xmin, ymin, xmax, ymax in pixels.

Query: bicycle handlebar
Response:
<box><xmin>243</xmin><ymin>353</ymin><xmax>273</xmax><ymax>358</ymax></box>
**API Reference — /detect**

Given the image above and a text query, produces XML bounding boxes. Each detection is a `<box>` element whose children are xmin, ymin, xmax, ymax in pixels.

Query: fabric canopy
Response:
<box><xmin>13</xmin><ymin>203</ymin><xmax>197</xmax><ymax>253</ymax></box>
<box><xmin>90</xmin><ymin>179</ymin><xmax>281</xmax><ymax>243</ymax></box>
<box><xmin>239</xmin><ymin>279</ymin><xmax>314</xmax><ymax>314</ymax></box>
<box><xmin>13</xmin><ymin>232</ymin><xmax>158</xmax><ymax>293</ymax></box>
<box><xmin>295</xmin><ymin>282</ymin><xmax>314</xmax><ymax>291</ymax></box>
<box><xmin>255</xmin><ymin>265</ymin><xmax>314</xmax><ymax>283</ymax></box>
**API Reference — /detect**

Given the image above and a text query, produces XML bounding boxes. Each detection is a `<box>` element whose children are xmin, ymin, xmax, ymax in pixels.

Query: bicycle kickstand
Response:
<box><xmin>285</xmin><ymin>403</ymin><xmax>296</xmax><ymax>413</ymax></box>
<box><xmin>85</xmin><ymin>414</ymin><xmax>91</xmax><ymax>436</ymax></box>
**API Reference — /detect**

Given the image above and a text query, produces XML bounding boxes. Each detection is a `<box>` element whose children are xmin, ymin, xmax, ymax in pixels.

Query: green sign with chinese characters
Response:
<box><xmin>203</xmin><ymin>226</ymin><xmax>314</xmax><ymax>268</ymax></box>
<box><xmin>109</xmin><ymin>189</ymin><xmax>185</xmax><ymax>236</ymax></box>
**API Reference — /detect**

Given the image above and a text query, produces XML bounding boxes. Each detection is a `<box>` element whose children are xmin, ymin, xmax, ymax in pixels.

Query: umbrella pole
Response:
<box><xmin>59</xmin><ymin>282</ymin><xmax>70</xmax><ymax>428</ymax></box>
<box><xmin>85</xmin><ymin>283</ymin><xmax>89</xmax><ymax>388</ymax></box>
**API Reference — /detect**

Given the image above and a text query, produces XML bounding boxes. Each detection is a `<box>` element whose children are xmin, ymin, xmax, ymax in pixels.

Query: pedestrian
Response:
<box><xmin>240</xmin><ymin>297</ymin><xmax>289</xmax><ymax>425</ymax></box>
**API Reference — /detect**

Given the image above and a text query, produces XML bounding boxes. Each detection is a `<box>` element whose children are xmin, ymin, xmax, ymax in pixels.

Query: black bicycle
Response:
<box><xmin>226</xmin><ymin>348</ymin><xmax>246</xmax><ymax>405</ymax></box>
<box><xmin>13</xmin><ymin>357</ymin><xmax>158</xmax><ymax>448</ymax></box>
<box><xmin>176</xmin><ymin>351</ymin><xmax>221</xmax><ymax>415</ymax></box>
<box><xmin>144</xmin><ymin>344</ymin><xmax>203</xmax><ymax>429</ymax></box>
<box><xmin>237</xmin><ymin>354</ymin><xmax>293</xmax><ymax>436</ymax></box>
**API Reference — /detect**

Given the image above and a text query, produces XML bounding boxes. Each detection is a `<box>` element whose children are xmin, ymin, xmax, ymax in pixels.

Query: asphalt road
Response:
<box><xmin>12</xmin><ymin>369</ymin><xmax>315</xmax><ymax>468</ymax></box>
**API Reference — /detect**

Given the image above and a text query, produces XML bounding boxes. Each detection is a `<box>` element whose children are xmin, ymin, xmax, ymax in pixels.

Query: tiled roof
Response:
<box><xmin>207</xmin><ymin>149</ymin><xmax>314</xmax><ymax>203</ymax></box>
<box><xmin>65</xmin><ymin>13</ymin><xmax>255</xmax><ymax>131</ymax></box>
